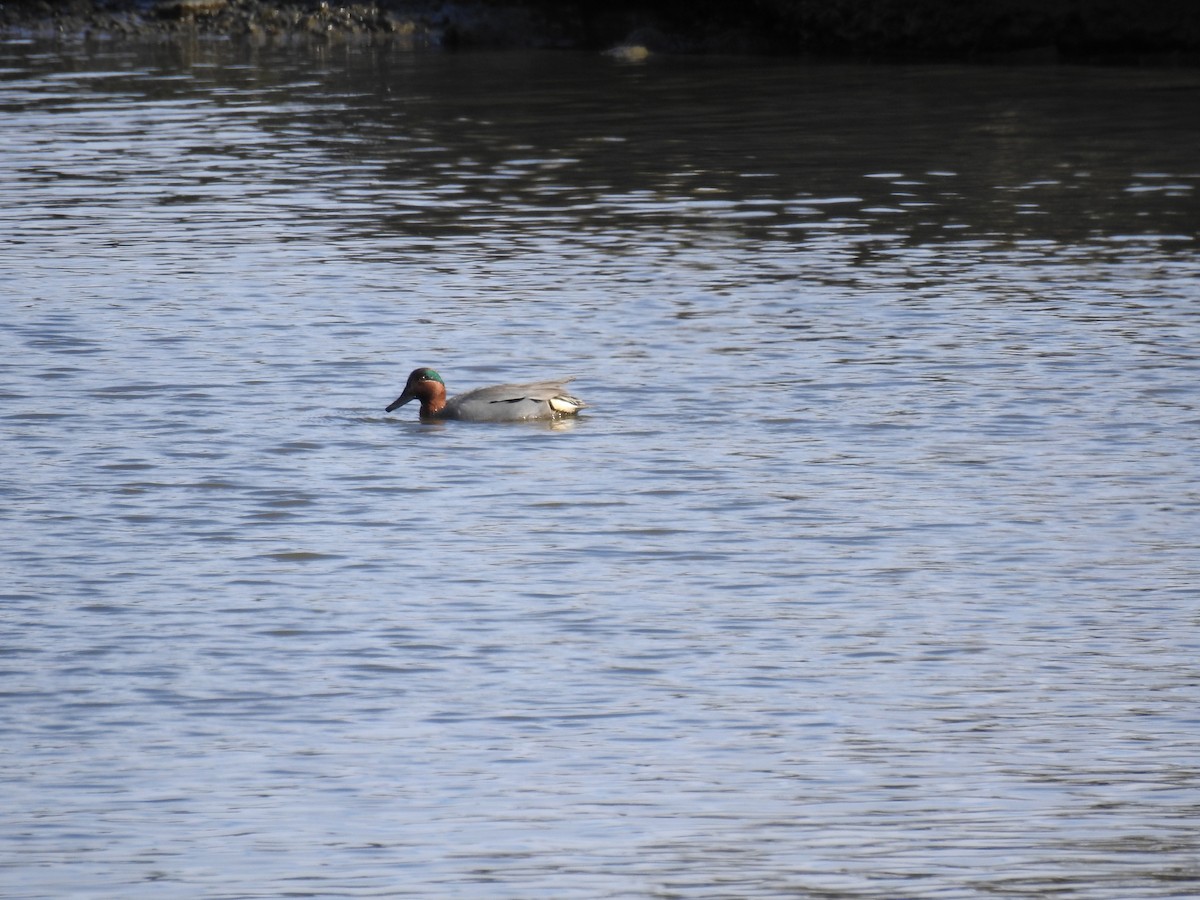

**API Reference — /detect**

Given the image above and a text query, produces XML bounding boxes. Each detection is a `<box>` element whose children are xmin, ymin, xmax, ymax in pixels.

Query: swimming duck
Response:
<box><xmin>385</xmin><ymin>367</ymin><xmax>587</xmax><ymax>422</ymax></box>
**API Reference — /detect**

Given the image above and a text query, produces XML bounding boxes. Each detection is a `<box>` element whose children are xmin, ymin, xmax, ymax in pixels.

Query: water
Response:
<box><xmin>2</xmin><ymin>37</ymin><xmax>1199</xmax><ymax>898</ymax></box>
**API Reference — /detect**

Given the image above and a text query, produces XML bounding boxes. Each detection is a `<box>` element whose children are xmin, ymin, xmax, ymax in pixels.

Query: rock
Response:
<box><xmin>154</xmin><ymin>0</ymin><xmax>228</xmax><ymax>20</ymax></box>
<box><xmin>604</xmin><ymin>44</ymin><xmax>650</xmax><ymax>62</ymax></box>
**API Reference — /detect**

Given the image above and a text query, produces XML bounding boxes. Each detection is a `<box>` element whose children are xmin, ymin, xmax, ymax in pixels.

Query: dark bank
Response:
<box><xmin>2</xmin><ymin>0</ymin><xmax>1199</xmax><ymax>62</ymax></box>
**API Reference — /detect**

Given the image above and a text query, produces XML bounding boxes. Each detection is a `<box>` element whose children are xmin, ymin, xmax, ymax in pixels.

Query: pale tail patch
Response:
<box><xmin>548</xmin><ymin>394</ymin><xmax>587</xmax><ymax>415</ymax></box>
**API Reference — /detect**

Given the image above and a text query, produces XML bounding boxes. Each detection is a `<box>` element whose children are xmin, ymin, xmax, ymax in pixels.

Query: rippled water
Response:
<box><xmin>2</xmin><ymin>37</ymin><xmax>1199</xmax><ymax>898</ymax></box>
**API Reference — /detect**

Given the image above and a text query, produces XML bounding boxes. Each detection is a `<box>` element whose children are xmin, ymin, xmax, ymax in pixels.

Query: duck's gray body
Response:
<box><xmin>440</xmin><ymin>378</ymin><xmax>585</xmax><ymax>421</ymax></box>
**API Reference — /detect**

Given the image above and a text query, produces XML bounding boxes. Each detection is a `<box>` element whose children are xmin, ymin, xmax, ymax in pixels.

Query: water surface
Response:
<box><xmin>2</xmin><ymin>39</ymin><xmax>1199</xmax><ymax>898</ymax></box>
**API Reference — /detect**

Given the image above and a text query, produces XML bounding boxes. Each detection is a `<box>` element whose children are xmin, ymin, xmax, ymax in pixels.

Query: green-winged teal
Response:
<box><xmin>386</xmin><ymin>367</ymin><xmax>587</xmax><ymax>422</ymax></box>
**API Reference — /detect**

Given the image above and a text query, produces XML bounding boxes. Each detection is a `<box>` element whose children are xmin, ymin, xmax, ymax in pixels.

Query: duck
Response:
<box><xmin>385</xmin><ymin>367</ymin><xmax>587</xmax><ymax>422</ymax></box>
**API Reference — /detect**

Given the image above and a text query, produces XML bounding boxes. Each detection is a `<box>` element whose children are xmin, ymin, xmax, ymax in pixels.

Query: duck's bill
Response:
<box><xmin>385</xmin><ymin>393</ymin><xmax>414</xmax><ymax>413</ymax></box>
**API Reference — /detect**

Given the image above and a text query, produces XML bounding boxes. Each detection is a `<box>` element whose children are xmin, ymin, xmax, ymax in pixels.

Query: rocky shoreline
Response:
<box><xmin>1</xmin><ymin>0</ymin><xmax>1198</xmax><ymax>61</ymax></box>
<box><xmin>1</xmin><ymin>0</ymin><xmax>465</xmax><ymax>48</ymax></box>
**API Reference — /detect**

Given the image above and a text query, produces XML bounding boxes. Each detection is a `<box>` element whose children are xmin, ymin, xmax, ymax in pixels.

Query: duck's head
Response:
<box><xmin>386</xmin><ymin>367</ymin><xmax>445</xmax><ymax>414</ymax></box>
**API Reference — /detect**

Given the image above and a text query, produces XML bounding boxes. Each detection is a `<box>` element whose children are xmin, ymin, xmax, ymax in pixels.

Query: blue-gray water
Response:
<box><xmin>2</xmin><ymin>39</ymin><xmax>1199</xmax><ymax>898</ymax></box>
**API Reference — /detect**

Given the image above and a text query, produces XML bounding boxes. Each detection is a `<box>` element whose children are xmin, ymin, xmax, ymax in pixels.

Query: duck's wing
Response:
<box><xmin>458</xmin><ymin>378</ymin><xmax>578</xmax><ymax>405</ymax></box>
